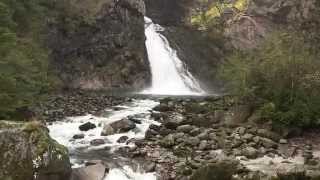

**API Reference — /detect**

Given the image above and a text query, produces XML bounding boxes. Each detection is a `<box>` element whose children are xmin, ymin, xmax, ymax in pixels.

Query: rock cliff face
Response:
<box><xmin>48</xmin><ymin>0</ymin><xmax>150</xmax><ymax>91</ymax></box>
<box><xmin>0</xmin><ymin>121</ymin><xmax>71</xmax><ymax>180</ymax></box>
<box><xmin>224</xmin><ymin>0</ymin><xmax>317</xmax><ymax>49</ymax></box>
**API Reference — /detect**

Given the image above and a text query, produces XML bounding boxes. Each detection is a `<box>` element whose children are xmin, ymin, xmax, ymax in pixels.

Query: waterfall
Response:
<box><xmin>142</xmin><ymin>17</ymin><xmax>205</xmax><ymax>96</ymax></box>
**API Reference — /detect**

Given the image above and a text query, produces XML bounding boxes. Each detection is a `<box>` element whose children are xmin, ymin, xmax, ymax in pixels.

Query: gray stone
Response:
<box><xmin>185</xmin><ymin>137</ymin><xmax>200</xmax><ymax>146</ymax></box>
<box><xmin>73</xmin><ymin>133</ymin><xmax>85</xmax><ymax>139</ymax></box>
<box><xmin>117</xmin><ymin>136</ymin><xmax>129</xmax><ymax>143</ymax></box>
<box><xmin>242</xmin><ymin>147</ymin><xmax>259</xmax><ymax>159</ymax></box>
<box><xmin>257</xmin><ymin>129</ymin><xmax>281</xmax><ymax>142</ymax></box>
<box><xmin>101</xmin><ymin>124</ymin><xmax>115</xmax><ymax>136</ymax></box>
<box><xmin>243</xmin><ymin>133</ymin><xmax>254</xmax><ymax>141</ymax></box>
<box><xmin>177</xmin><ymin>125</ymin><xmax>194</xmax><ymax>133</ymax></box>
<box><xmin>199</xmin><ymin>140</ymin><xmax>209</xmax><ymax>150</ymax></box>
<box><xmin>260</xmin><ymin>137</ymin><xmax>278</xmax><ymax>149</ymax></box>
<box><xmin>109</xmin><ymin>119</ymin><xmax>136</xmax><ymax>133</ymax></box>
<box><xmin>190</xmin><ymin>128</ymin><xmax>201</xmax><ymax>136</ymax></box>
<box><xmin>90</xmin><ymin>139</ymin><xmax>105</xmax><ymax>146</ymax></box>
<box><xmin>237</xmin><ymin>127</ymin><xmax>246</xmax><ymax>135</ymax></box>
<box><xmin>279</xmin><ymin>139</ymin><xmax>288</xmax><ymax>144</ymax></box>
<box><xmin>160</xmin><ymin>134</ymin><xmax>175</xmax><ymax>148</ymax></box>
<box><xmin>71</xmin><ymin>163</ymin><xmax>108</xmax><ymax>180</ymax></box>
<box><xmin>79</xmin><ymin>122</ymin><xmax>96</xmax><ymax>131</ymax></box>
<box><xmin>197</xmin><ymin>131</ymin><xmax>210</xmax><ymax>140</ymax></box>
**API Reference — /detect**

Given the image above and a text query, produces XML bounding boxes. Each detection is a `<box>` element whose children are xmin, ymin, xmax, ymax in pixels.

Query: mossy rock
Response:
<box><xmin>0</xmin><ymin>120</ymin><xmax>71</xmax><ymax>180</ymax></box>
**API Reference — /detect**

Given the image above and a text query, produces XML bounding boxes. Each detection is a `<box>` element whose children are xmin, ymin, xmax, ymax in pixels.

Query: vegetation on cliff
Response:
<box><xmin>220</xmin><ymin>32</ymin><xmax>320</xmax><ymax>128</ymax></box>
<box><xmin>0</xmin><ymin>0</ymin><xmax>57</xmax><ymax>120</ymax></box>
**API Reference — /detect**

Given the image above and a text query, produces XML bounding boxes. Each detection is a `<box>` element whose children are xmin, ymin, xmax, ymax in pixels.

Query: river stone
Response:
<box><xmin>199</xmin><ymin>140</ymin><xmax>209</xmax><ymax>150</ymax></box>
<box><xmin>71</xmin><ymin>163</ymin><xmax>108</xmax><ymax>180</ymax></box>
<box><xmin>260</xmin><ymin>137</ymin><xmax>278</xmax><ymax>148</ymax></box>
<box><xmin>128</xmin><ymin>116</ymin><xmax>142</xmax><ymax>124</ymax></box>
<box><xmin>149</xmin><ymin>124</ymin><xmax>160</xmax><ymax>131</ymax></box>
<box><xmin>144</xmin><ymin>162</ymin><xmax>156</xmax><ymax>172</ymax></box>
<box><xmin>190</xmin><ymin>158</ymin><xmax>239</xmax><ymax>180</ymax></box>
<box><xmin>101</xmin><ymin>124</ymin><xmax>115</xmax><ymax>136</ymax></box>
<box><xmin>109</xmin><ymin>119</ymin><xmax>136</xmax><ymax>133</ymax></box>
<box><xmin>79</xmin><ymin>122</ymin><xmax>96</xmax><ymax>131</ymax></box>
<box><xmin>190</xmin><ymin>128</ymin><xmax>201</xmax><ymax>136</ymax></box>
<box><xmin>197</xmin><ymin>131</ymin><xmax>210</xmax><ymax>140</ymax></box>
<box><xmin>117</xmin><ymin>136</ymin><xmax>129</xmax><ymax>143</ymax></box>
<box><xmin>73</xmin><ymin>133</ymin><xmax>85</xmax><ymax>139</ymax></box>
<box><xmin>242</xmin><ymin>147</ymin><xmax>259</xmax><ymax>159</ymax></box>
<box><xmin>185</xmin><ymin>137</ymin><xmax>200</xmax><ymax>146</ymax></box>
<box><xmin>177</xmin><ymin>125</ymin><xmax>194</xmax><ymax>133</ymax></box>
<box><xmin>243</xmin><ymin>133</ymin><xmax>254</xmax><ymax>141</ymax></box>
<box><xmin>236</xmin><ymin>127</ymin><xmax>246</xmax><ymax>135</ymax></box>
<box><xmin>257</xmin><ymin>129</ymin><xmax>281</xmax><ymax>142</ymax></box>
<box><xmin>160</xmin><ymin>134</ymin><xmax>175</xmax><ymax>148</ymax></box>
<box><xmin>90</xmin><ymin>139</ymin><xmax>105</xmax><ymax>146</ymax></box>
<box><xmin>145</xmin><ymin>129</ymin><xmax>158</xmax><ymax>139</ymax></box>
<box><xmin>153</xmin><ymin>104</ymin><xmax>172</xmax><ymax>112</ymax></box>
<box><xmin>279</xmin><ymin>139</ymin><xmax>288</xmax><ymax>144</ymax></box>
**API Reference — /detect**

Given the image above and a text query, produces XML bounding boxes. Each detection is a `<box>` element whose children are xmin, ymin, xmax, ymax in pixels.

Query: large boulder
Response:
<box><xmin>110</xmin><ymin>119</ymin><xmax>136</xmax><ymax>133</ymax></box>
<box><xmin>0</xmin><ymin>121</ymin><xmax>71</xmax><ymax>180</ymax></box>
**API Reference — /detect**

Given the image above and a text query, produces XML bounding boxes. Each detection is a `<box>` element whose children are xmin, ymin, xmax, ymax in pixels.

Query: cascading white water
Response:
<box><xmin>48</xmin><ymin>99</ymin><xmax>159</xmax><ymax>180</ymax></box>
<box><xmin>142</xmin><ymin>17</ymin><xmax>205</xmax><ymax>96</ymax></box>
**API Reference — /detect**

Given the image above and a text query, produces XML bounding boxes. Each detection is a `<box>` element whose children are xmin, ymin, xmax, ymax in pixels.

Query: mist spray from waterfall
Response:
<box><xmin>142</xmin><ymin>17</ymin><xmax>205</xmax><ymax>96</ymax></box>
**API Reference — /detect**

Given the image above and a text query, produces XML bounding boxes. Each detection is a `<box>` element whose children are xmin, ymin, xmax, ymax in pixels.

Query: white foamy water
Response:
<box><xmin>238</xmin><ymin>155</ymin><xmax>305</xmax><ymax>175</ymax></box>
<box><xmin>104</xmin><ymin>166</ymin><xmax>156</xmax><ymax>180</ymax></box>
<box><xmin>143</xmin><ymin>17</ymin><xmax>205</xmax><ymax>96</ymax></box>
<box><xmin>47</xmin><ymin>99</ymin><xmax>159</xmax><ymax>180</ymax></box>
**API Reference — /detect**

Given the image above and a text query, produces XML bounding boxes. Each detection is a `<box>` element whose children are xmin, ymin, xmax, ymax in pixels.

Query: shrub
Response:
<box><xmin>220</xmin><ymin>32</ymin><xmax>320</xmax><ymax>128</ymax></box>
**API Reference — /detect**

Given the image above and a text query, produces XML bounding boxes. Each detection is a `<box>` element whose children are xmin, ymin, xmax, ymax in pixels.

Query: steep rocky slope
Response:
<box><xmin>48</xmin><ymin>0</ymin><xmax>150</xmax><ymax>91</ymax></box>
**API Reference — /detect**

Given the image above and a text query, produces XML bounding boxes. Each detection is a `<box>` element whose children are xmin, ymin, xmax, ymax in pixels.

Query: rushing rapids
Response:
<box><xmin>48</xmin><ymin>99</ymin><xmax>160</xmax><ymax>179</ymax></box>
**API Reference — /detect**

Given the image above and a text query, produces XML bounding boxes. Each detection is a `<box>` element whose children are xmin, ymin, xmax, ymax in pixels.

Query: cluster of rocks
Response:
<box><xmin>128</xmin><ymin>97</ymin><xmax>320</xmax><ymax>180</ymax></box>
<box><xmin>73</xmin><ymin>115</ymin><xmax>141</xmax><ymax>146</ymax></box>
<box><xmin>34</xmin><ymin>91</ymin><xmax>130</xmax><ymax>122</ymax></box>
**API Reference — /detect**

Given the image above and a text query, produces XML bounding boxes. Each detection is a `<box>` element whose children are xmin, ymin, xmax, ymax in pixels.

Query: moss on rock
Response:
<box><xmin>0</xmin><ymin>120</ymin><xmax>71</xmax><ymax>180</ymax></box>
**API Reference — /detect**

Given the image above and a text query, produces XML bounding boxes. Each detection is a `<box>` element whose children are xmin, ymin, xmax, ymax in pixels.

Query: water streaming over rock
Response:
<box><xmin>48</xmin><ymin>99</ymin><xmax>159</xmax><ymax>180</ymax></box>
<box><xmin>143</xmin><ymin>17</ymin><xmax>205</xmax><ymax>95</ymax></box>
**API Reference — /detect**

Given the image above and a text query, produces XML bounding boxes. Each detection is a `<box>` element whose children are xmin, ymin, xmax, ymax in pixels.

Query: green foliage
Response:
<box><xmin>191</xmin><ymin>0</ymin><xmax>249</xmax><ymax>30</ymax></box>
<box><xmin>0</xmin><ymin>0</ymin><xmax>55</xmax><ymax>120</ymax></box>
<box><xmin>220</xmin><ymin>32</ymin><xmax>320</xmax><ymax>128</ymax></box>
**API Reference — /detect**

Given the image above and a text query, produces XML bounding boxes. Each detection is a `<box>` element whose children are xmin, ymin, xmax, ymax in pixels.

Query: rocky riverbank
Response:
<box><xmin>127</xmin><ymin>97</ymin><xmax>320</xmax><ymax>180</ymax></box>
<box><xmin>4</xmin><ymin>92</ymin><xmax>320</xmax><ymax>180</ymax></box>
<box><xmin>34</xmin><ymin>91</ymin><xmax>132</xmax><ymax>122</ymax></box>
